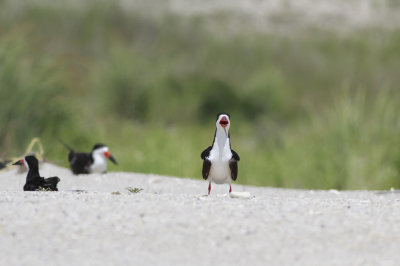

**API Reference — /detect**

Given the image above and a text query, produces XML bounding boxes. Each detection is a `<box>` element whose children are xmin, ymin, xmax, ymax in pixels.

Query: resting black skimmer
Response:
<box><xmin>13</xmin><ymin>155</ymin><xmax>60</xmax><ymax>191</ymax></box>
<box><xmin>0</xmin><ymin>160</ymin><xmax>10</xmax><ymax>170</ymax></box>
<box><xmin>201</xmin><ymin>113</ymin><xmax>240</xmax><ymax>195</ymax></box>
<box><xmin>60</xmin><ymin>141</ymin><xmax>117</xmax><ymax>174</ymax></box>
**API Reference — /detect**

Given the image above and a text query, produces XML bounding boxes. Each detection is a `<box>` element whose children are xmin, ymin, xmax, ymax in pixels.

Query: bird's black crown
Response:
<box><xmin>92</xmin><ymin>143</ymin><xmax>107</xmax><ymax>151</ymax></box>
<box><xmin>25</xmin><ymin>155</ymin><xmax>38</xmax><ymax>166</ymax></box>
<box><xmin>216</xmin><ymin>112</ymin><xmax>230</xmax><ymax>121</ymax></box>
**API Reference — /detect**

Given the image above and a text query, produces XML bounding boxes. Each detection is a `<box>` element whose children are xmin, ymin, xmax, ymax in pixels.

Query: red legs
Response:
<box><xmin>207</xmin><ymin>183</ymin><xmax>232</xmax><ymax>195</ymax></box>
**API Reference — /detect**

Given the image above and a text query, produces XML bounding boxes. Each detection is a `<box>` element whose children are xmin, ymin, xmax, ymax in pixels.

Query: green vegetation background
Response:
<box><xmin>1</xmin><ymin>1</ymin><xmax>400</xmax><ymax>189</ymax></box>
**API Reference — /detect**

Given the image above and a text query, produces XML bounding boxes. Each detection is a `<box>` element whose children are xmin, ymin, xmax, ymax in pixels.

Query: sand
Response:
<box><xmin>0</xmin><ymin>163</ymin><xmax>400</xmax><ymax>266</ymax></box>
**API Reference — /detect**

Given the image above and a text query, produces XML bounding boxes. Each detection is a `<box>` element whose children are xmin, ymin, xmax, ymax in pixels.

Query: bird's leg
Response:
<box><xmin>229</xmin><ymin>184</ymin><xmax>232</xmax><ymax>193</ymax></box>
<box><xmin>208</xmin><ymin>182</ymin><xmax>211</xmax><ymax>195</ymax></box>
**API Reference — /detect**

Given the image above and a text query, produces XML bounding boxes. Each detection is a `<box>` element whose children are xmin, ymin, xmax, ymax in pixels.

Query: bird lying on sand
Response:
<box><xmin>0</xmin><ymin>160</ymin><xmax>11</xmax><ymax>170</ymax></box>
<box><xmin>13</xmin><ymin>155</ymin><xmax>60</xmax><ymax>191</ymax></box>
<box><xmin>201</xmin><ymin>113</ymin><xmax>240</xmax><ymax>195</ymax></box>
<box><xmin>60</xmin><ymin>141</ymin><xmax>117</xmax><ymax>174</ymax></box>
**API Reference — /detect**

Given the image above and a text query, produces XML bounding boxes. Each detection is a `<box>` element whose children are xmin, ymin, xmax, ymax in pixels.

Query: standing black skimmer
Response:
<box><xmin>13</xmin><ymin>155</ymin><xmax>60</xmax><ymax>191</ymax></box>
<box><xmin>60</xmin><ymin>141</ymin><xmax>117</xmax><ymax>174</ymax></box>
<box><xmin>201</xmin><ymin>113</ymin><xmax>240</xmax><ymax>195</ymax></box>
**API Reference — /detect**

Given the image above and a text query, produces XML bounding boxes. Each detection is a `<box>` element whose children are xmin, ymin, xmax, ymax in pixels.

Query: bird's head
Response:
<box><xmin>216</xmin><ymin>113</ymin><xmax>231</xmax><ymax>136</ymax></box>
<box><xmin>12</xmin><ymin>155</ymin><xmax>38</xmax><ymax>171</ymax></box>
<box><xmin>92</xmin><ymin>143</ymin><xmax>118</xmax><ymax>165</ymax></box>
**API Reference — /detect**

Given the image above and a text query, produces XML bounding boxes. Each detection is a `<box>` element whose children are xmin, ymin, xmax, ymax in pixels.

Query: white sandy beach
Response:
<box><xmin>0</xmin><ymin>163</ymin><xmax>400</xmax><ymax>266</ymax></box>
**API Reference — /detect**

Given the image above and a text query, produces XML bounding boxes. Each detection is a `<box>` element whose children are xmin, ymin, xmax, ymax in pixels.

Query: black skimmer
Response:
<box><xmin>60</xmin><ymin>141</ymin><xmax>117</xmax><ymax>174</ymax></box>
<box><xmin>201</xmin><ymin>113</ymin><xmax>240</xmax><ymax>195</ymax></box>
<box><xmin>0</xmin><ymin>160</ymin><xmax>10</xmax><ymax>170</ymax></box>
<box><xmin>13</xmin><ymin>155</ymin><xmax>60</xmax><ymax>191</ymax></box>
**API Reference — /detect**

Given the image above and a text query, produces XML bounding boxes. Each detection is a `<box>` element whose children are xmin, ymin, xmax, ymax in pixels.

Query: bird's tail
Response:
<box><xmin>58</xmin><ymin>139</ymin><xmax>74</xmax><ymax>152</ymax></box>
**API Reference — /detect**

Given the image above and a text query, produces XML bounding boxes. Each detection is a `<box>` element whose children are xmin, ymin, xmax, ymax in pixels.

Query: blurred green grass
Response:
<box><xmin>1</xmin><ymin>1</ymin><xmax>400</xmax><ymax>189</ymax></box>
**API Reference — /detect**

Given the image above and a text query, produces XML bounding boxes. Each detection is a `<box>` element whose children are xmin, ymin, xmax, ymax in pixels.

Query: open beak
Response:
<box><xmin>104</xmin><ymin>151</ymin><xmax>118</xmax><ymax>165</ymax></box>
<box><xmin>219</xmin><ymin>116</ymin><xmax>229</xmax><ymax>137</ymax></box>
<box><xmin>219</xmin><ymin>117</ymin><xmax>229</xmax><ymax>128</ymax></box>
<box><xmin>109</xmin><ymin>155</ymin><xmax>117</xmax><ymax>165</ymax></box>
<box><xmin>12</xmin><ymin>159</ymin><xmax>24</xmax><ymax>166</ymax></box>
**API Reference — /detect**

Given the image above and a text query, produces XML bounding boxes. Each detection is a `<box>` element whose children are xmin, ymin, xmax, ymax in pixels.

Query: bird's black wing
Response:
<box><xmin>24</xmin><ymin>176</ymin><xmax>60</xmax><ymax>191</ymax></box>
<box><xmin>42</xmin><ymin>177</ymin><xmax>60</xmax><ymax>191</ymax></box>
<box><xmin>202</xmin><ymin>159</ymin><xmax>211</xmax><ymax>180</ymax></box>
<box><xmin>229</xmin><ymin>159</ymin><xmax>238</xmax><ymax>181</ymax></box>
<box><xmin>201</xmin><ymin>146</ymin><xmax>212</xmax><ymax>180</ymax></box>
<box><xmin>229</xmin><ymin>150</ymin><xmax>240</xmax><ymax>181</ymax></box>
<box><xmin>200</xmin><ymin>146</ymin><xmax>212</xmax><ymax>159</ymax></box>
<box><xmin>69</xmin><ymin>152</ymin><xmax>93</xmax><ymax>174</ymax></box>
<box><xmin>231</xmin><ymin>149</ymin><xmax>240</xmax><ymax>161</ymax></box>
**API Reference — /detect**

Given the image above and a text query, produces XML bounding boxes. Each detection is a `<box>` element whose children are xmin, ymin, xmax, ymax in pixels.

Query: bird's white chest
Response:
<box><xmin>90</xmin><ymin>155</ymin><xmax>107</xmax><ymax>173</ymax></box>
<box><xmin>207</xmin><ymin>138</ymin><xmax>232</xmax><ymax>184</ymax></box>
